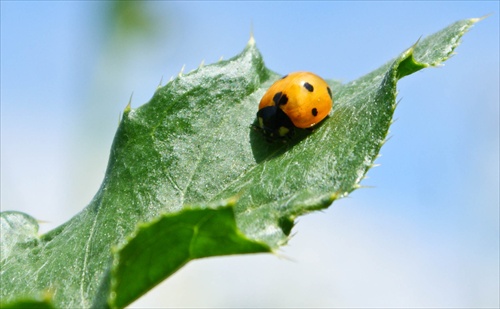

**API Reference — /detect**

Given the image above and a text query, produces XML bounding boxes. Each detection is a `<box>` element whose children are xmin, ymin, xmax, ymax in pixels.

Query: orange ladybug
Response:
<box><xmin>256</xmin><ymin>72</ymin><xmax>333</xmax><ymax>141</ymax></box>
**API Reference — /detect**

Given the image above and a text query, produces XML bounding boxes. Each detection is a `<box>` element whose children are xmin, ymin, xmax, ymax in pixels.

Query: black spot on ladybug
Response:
<box><xmin>312</xmin><ymin>108</ymin><xmax>318</xmax><ymax>117</ymax></box>
<box><xmin>303</xmin><ymin>82</ymin><xmax>314</xmax><ymax>92</ymax></box>
<box><xmin>273</xmin><ymin>92</ymin><xmax>288</xmax><ymax>106</ymax></box>
<box><xmin>327</xmin><ymin>86</ymin><xmax>332</xmax><ymax>99</ymax></box>
<box><xmin>272</xmin><ymin>92</ymin><xmax>281</xmax><ymax>104</ymax></box>
<box><xmin>279</xmin><ymin>94</ymin><xmax>288</xmax><ymax>105</ymax></box>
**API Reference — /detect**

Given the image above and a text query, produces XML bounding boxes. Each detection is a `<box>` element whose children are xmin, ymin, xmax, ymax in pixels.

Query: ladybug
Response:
<box><xmin>256</xmin><ymin>71</ymin><xmax>333</xmax><ymax>141</ymax></box>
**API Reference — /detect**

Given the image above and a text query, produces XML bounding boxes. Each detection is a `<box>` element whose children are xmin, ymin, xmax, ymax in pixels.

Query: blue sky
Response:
<box><xmin>1</xmin><ymin>1</ymin><xmax>499</xmax><ymax>307</ymax></box>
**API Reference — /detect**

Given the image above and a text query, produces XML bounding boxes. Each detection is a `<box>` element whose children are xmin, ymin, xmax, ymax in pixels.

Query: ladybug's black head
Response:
<box><xmin>256</xmin><ymin>105</ymin><xmax>295</xmax><ymax>142</ymax></box>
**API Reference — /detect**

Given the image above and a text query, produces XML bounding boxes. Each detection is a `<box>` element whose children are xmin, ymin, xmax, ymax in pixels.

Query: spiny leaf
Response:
<box><xmin>0</xmin><ymin>18</ymin><xmax>478</xmax><ymax>309</ymax></box>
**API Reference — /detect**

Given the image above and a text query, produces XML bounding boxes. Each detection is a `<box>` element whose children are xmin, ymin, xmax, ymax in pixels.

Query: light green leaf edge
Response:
<box><xmin>0</xmin><ymin>18</ymin><xmax>479</xmax><ymax>309</ymax></box>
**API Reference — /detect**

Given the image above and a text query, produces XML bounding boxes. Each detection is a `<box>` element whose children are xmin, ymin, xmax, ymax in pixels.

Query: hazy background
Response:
<box><xmin>1</xmin><ymin>1</ymin><xmax>498</xmax><ymax>308</ymax></box>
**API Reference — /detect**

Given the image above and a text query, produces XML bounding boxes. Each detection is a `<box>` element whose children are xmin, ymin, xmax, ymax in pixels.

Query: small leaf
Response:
<box><xmin>0</xmin><ymin>18</ymin><xmax>478</xmax><ymax>308</ymax></box>
<box><xmin>109</xmin><ymin>203</ymin><xmax>270</xmax><ymax>308</ymax></box>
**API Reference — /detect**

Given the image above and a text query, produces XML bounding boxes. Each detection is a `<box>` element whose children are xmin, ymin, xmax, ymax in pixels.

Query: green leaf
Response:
<box><xmin>0</xmin><ymin>18</ymin><xmax>479</xmax><ymax>308</ymax></box>
<box><xmin>108</xmin><ymin>203</ymin><xmax>270</xmax><ymax>307</ymax></box>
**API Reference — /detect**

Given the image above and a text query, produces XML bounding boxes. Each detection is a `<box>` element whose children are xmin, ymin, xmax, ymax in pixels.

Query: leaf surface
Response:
<box><xmin>0</xmin><ymin>18</ymin><xmax>478</xmax><ymax>308</ymax></box>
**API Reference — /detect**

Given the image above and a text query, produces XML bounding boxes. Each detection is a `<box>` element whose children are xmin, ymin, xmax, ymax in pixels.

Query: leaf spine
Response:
<box><xmin>178</xmin><ymin>64</ymin><xmax>185</xmax><ymax>77</ymax></box>
<box><xmin>248</xmin><ymin>21</ymin><xmax>256</xmax><ymax>46</ymax></box>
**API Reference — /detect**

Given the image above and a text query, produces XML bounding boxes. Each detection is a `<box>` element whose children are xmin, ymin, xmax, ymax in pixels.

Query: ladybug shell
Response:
<box><xmin>259</xmin><ymin>72</ymin><xmax>333</xmax><ymax>129</ymax></box>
